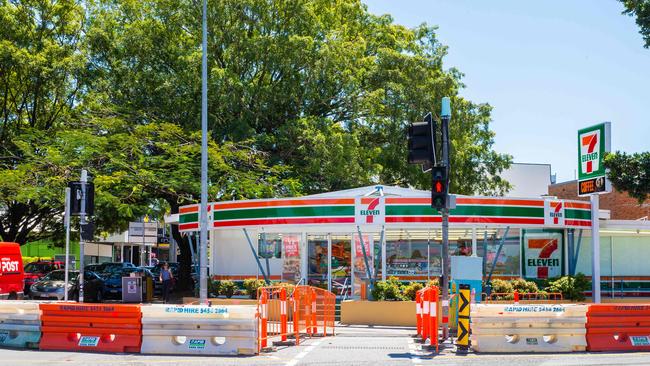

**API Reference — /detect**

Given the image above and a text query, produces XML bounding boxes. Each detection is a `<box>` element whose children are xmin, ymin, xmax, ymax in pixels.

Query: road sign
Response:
<box><xmin>128</xmin><ymin>222</ymin><xmax>158</xmax><ymax>244</ymax></box>
<box><xmin>577</xmin><ymin>122</ymin><xmax>611</xmax><ymax>196</ymax></box>
<box><xmin>456</xmin><ymin>284</ymin><xmax>470</xmax><ymax>351</ymax></box>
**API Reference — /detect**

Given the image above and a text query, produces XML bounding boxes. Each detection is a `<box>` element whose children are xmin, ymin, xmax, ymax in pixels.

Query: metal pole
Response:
<box><xmin>142</xmin><ymin>220</ymin><xmax>145</xmax><ymax>267</ymax></box>
<box><xmin>591</xmin><ymin>194</ymin><xmax>601</xmax><ymax>303</ymax></box>
<box><xmin>64</xmin><ymin>187</ymin><xmax>71</xmax><ymax>301</ymax></box>
<box><xmin>471</xmin><ymin>227</ymin><xmax>477</xmax><ymax>257</ymax></box>
<box><xmin>79</xmin><ymin>170</ymin><xmax>87</xmax><ymax>302</ymax></box>
<box><xmin>199</xmin><ymin>0</ymin><xmax>209</xmax><ymax>304</ymax></box>
<box><xmin>440</xmin><ymin>97</ymin><xmax>451</xmax><ymax>339</ymax></box>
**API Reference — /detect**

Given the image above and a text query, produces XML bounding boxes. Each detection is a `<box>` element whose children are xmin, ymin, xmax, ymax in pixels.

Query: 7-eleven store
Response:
<box><xmin>176</xmin><ymin>185</ymin><xmax>605</xmax><ymax>299</ymax></box>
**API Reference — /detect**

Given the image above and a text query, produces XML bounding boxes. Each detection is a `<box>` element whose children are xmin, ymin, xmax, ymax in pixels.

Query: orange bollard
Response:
<box><xmin>311</xmin><ymin>288</ymin><xmax>317</xmax><ymax>335</ymax></box>
<box><xmin>429</xmin><ymin>286</ymin><xmax>439</xmax><ymax>352</ymax></box>
<box><xmin>293</xmin><ymin>291</ymin><xmax>300</xmax><ymax>346</ymax></box>
<box><xmin>280</xmin><ymin>287</ymin><xmax>288</xmax><ymax>341</ymax></box>
<box><xmin>416</xmin><ymin>290</ymin><xmax>422</xmax><ymax>337</ymax></box>
<box><xmin>514</xmin><ymin>289</ymin><xmax>519</xmax><ymax>304</ymax></box>
<box><xmin>260</xmin><ymin>290</ymin><xmax>268</xmax><ymax>348</ymax></box>
<box><xmin>422</xmin><ymin>288</ymin><xmax>430</xmax><ymax>342</ymax></box>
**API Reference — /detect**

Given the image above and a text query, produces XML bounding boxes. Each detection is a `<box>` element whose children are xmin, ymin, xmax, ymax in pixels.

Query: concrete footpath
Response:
<box><xmin>1</xmin><ymin>324</ymin><xmax>650</xmax><ymax>365</ymax></box>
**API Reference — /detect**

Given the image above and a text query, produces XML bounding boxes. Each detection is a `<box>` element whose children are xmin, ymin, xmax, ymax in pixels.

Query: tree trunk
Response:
<box><xmin>168</xmin><ymin>200</ymin><xmax>194</xmax><ymax>292</ymax></box>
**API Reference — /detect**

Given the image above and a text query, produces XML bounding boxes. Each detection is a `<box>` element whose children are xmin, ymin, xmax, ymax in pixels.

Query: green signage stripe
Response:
<box><xmin>386</xmin><ymin>205</ymin><xmax>544</xmax><ymax>218</ymax></box>
<box><xmin>179</xmin><ymin>213</ymin><xmax>198</xmax><ymax>224</ymax></box>
<box><xmin>565</xmin><ymin>209</ymin><xmax>591</xmax><ymax>220</ymax></box>
<box><xmin>213</xmin><ymin>205</ymin><xmax>354</xmax><ymax>221</ymax></box>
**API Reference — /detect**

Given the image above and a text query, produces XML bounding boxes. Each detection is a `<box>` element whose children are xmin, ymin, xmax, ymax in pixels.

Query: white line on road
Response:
<box><xmin>285</xmin><ymin>339</ymin><xmax>322</xmax><ymax>366</ymax></box>
<box><xmin>407</xmin><ymin>337</ymin><xmax>421</xmax><ymax>364</ymax></box>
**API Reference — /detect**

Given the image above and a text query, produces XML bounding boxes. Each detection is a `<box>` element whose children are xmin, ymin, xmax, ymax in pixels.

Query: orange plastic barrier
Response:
<box><xmin>39</xmin><ymin>303</ymin><xmax>142</xmax><ymax>353</ymax></box>
<box><xmin>415</xmin><ymin>286</ymin><xmax>439</xmax><ymax>351</ymax></box>
<box><xmin>257</xmin><ymin>285</ymin><xmax>335</xmax><ymax>352</ymax></box>
<box><xmin>587</xmin><ymin>304</ymin><xmax>650</xmax><ymax>351</ymax></box>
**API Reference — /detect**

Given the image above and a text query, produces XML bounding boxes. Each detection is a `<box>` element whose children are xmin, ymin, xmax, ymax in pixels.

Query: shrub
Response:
<box><xmin>274</xmin><ymin>282</ymin><xmax>295</xmax><ymax>296</ymax></box>
<box><xmin>208</xmin><ymin>279</ymin><xmax>221</xmax><ymax>297</ymax></box>
<box><xmin>402</xmin><ymin>282</ymin><xmax>424</xmax><ymax>301</ymax></box>
<box><xmin>427</xmin><ymin>278</ymin><xmax>440</xmax><ymax>288</ymax></box>
<box><xmin>545</xmin><ymin>273</ymin><xmax>590</xmax><ymax>301</ymax></box>
<box><xmin>243</xmin><ymin>278</ymin><xmax>267</xmax><ymax>299</ymax></box>
<box><xmin>490</xmin><ymin>279</ymin><xmax>513</xmax><ymax>294</ymax></box>
<box><xmin>219</xmin><ymin>280</ymin><xmax>237</xmax><ymax>298</ymax></box>
<box><xmin>510</xmin><ymin>278</ymin><xmax>539</xmax><ymax>293</ymax></box>
<box><xmin>371</xmin><ymin>276</ymin><xmax>405</xmax><ymax>301</ymax></box>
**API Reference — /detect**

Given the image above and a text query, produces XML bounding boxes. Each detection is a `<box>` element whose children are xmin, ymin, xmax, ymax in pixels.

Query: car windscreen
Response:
<box><xmin>43</xmin><ymin>271</ymin><xmax>78</xmax><ymax>281</ymax></box>
<box><xmin>24</xmin><ymin>263</ymin><xmax>54</xmax><ymax>273</ymax></box>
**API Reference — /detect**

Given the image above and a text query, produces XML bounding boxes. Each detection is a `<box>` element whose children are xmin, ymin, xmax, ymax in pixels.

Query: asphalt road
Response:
<box><xmin>2</xmin><ymin>325</ymin><xmax>650</xmax><ymax>365</ymax></box>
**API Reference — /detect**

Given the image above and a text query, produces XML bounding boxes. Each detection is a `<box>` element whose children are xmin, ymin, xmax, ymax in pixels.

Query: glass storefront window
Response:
<box><xmin>385</xmin><ymin>231</ymin><xmax>441</xmax><ymax>278</ymax></box>
<box><xmin>477</xmin><ymin>229</ymin><xmax>521</xmax><ymax>276</ymax></box>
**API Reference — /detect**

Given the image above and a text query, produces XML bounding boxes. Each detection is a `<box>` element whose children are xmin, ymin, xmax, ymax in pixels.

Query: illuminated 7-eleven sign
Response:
<box><xmin>577</xmin><ymin>122</ymin><xmax>611</xmax><ymax>196</ymax></box>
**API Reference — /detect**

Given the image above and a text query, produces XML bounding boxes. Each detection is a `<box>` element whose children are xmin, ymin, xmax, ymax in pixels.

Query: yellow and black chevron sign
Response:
<box><xmin>456</xmin><ymin>284</ymin><xmax>470</xmax><ymax>351</ymax></box>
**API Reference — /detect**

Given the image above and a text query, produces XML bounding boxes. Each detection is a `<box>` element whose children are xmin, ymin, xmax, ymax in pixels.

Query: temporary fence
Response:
<box><xmin>586</xmin><ymin>304</ymin><xmax>650</xmax><ymax>351</ymax></box>
<box><xmin>415</xmin><ymin>285</ymin><xmax>439</xmax><ymax>352</ymax></box>
<box><xmin>140</xmin><ymin>304</ymin><xmax>257</xmax><ymax>355</ymax></box>
<box><xmin>0</xmin><ymin>301</ymin><xmax>41</xmax><ymax>348</ymax></box>
<box><xmin>257</xmin><ymin>285</ymin><xmax>335</xmax><ymax>352</ymax></box>
<box><xmin>39</xmin><ymin>303</ymin><xmax>142</xmax><ymax>353</ymax></box>
<box><xmin>471</xmin><ymin>304</ymin><xmax>588</xmax><ymax>353</ymax></box>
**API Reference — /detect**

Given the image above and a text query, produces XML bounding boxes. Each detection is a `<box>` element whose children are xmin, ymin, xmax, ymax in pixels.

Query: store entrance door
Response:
<box><xmin>307</xmin><ymin>234</ymin><xmax>352</xmax><ymax>298</ymax></box>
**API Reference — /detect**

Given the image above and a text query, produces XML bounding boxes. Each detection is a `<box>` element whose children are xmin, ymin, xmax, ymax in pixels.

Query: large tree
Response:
<box><xmin>0</xmin><ymin>0</ymin><xmax>88</xmax><ymax>244</ymax></box>
<box><xmin>620</xmin><ymin>0</ymin><xmax>650</xmax><ymax>48</ymax></box>
<box><xmin>604</xmin><ymin>151</ymin><xmax>650</xmax><ymax>203</ymax></box>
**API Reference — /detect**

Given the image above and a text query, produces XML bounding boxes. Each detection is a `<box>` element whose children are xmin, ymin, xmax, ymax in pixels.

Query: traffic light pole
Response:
<box><xmin>440</xmin><ymin>97</ymin><xmax>451</xmax><ymax>340</ymax></box>
<box><xmin>79</xmin><ymin>169</ymin><xmax>87</xmax><ymax>303</ymax></box>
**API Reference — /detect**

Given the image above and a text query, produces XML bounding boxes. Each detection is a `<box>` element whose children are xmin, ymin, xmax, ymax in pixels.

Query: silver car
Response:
<box><xmin>29</xmin><ymin>270</ymin><xmax>105</xmax><ymax>302</ymax></box>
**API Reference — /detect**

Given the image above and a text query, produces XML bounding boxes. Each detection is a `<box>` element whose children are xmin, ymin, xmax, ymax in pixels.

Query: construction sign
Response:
<box><xmin>456</xmin><ymin>284</ymin><xmax>470</xmax><ymax>351</ymax></box>
<box><xmin>522</xmin><ymin>231</ymin><xmax>563</xmax><ymax>279</ymax></box>
<box><xmin>577</xmin><ymin>122</ymin><xmax>611</xmax><ymax>196</ymax></box>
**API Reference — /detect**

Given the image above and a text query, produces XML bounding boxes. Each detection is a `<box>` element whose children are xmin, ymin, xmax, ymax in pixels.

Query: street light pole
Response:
<box><xmin>199</xmin><ymin>0</ymin><xmax>209</xmax><ymax>304</ymax></box>
<box><xmin>440</xmin><ymin>97</ymin><xmax>451</xmax><ymax>340</ymax></box>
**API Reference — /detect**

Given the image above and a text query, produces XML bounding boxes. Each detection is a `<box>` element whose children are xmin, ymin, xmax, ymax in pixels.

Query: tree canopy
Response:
<box><xmin>620</xmin><ymin>0</ymin><xmax>650</xmax><ymax>48</ymax></box>
<box><xmin>604</xmin><ymin>151</ymin><xmax>650</xmax><ymax>203</ymax></box>
<box><xmin>1</xmin><ymin>0</ymin><xmax>511</xmax><ymax>249</ymax></box>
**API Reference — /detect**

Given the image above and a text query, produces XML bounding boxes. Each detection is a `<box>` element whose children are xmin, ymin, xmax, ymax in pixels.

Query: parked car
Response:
<box><xmin>0</xmin><ymin>242</ymin><xmax>24</xmax><ymax>300</ymax></box>
<box><xmin>102</xmin><ymin>267</ymin><xmax>153</xmax><ymax>300</ymax></box>
<box><xmin>23</xmin><ymin>260</ymin><xmax>65</xmax><ymax>295</ymax></box>
<box><xmin>29</xmin><ymin>270</ymin><xmax>105</xmax><ymax>302</ymax></box>
<box><xmin>85</xmin><ymin>262</ymin><xmax>136</xmax><ymax>278</ymax></box>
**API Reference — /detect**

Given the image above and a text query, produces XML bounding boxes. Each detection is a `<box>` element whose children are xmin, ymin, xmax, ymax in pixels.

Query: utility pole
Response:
<box><xmin>64</xmin><ymin>187</ymin><xmax>71</xmax><ymax>301</ymax></box>
<box><xmin>199</xmin><ymin>0</ymin><xmax>209</xmax><ymax>304</ymax></box>
<box><xmin>440</xmin><ymin>97</ymin><xmax>451</xmax><ymax>340</ymax></box>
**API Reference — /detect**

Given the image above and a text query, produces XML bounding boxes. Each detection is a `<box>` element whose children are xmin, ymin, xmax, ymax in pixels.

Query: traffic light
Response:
<box><xmin>407</xmin><ymin>113</ymin><xmax>435</xmax><ymax>169</ymax></box>
<box><xmin>431</xmin><ymin>166</ymin><xmax>448</xmax><ymax>209</ymax></box>
<box><xmin>68</xmin><ymin>181</ymin><xmax>94</xmax><ymax>216</ymax></box>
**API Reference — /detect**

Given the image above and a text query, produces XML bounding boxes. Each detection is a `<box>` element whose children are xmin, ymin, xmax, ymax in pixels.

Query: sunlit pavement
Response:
<box><xmin>2</xmin><ymin>324</ymin><xmax>650</xmax><ymax>365</ymax></box>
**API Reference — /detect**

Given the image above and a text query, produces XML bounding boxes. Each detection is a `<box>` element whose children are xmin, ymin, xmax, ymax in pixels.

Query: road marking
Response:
<box><xmin>407</xmin><ymin>337</ymin><xmax>421</xmax><ymax>364</ymax></box>
<box><xmin>285</xmin><ymin>339</ymin><xmax>322</xmax><ymax>366</ymax></box>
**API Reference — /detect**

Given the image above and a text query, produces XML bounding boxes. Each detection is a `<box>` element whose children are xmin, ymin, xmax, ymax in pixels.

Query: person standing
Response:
<box><xmin>159</xmin><ymin>263</ymin><xmax>174</xmax><ymax>303</ymax></box>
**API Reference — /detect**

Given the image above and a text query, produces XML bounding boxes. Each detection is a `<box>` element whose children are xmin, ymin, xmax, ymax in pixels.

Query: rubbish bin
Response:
<box><xmin>122</xmin><ymin>276</ymin><xmax>142</xmax><ymax>303</ymax></box>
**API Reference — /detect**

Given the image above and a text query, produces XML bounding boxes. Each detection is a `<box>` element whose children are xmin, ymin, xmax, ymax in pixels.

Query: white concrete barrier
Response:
<box><xmin>471</xmin><ymin>304</ymin><xmax>588</xmax><ymax>353</ymax></box>
<box><xmin>0</xmin><ymin>301</ymin><xmax>41</xmax><ymax>349</ymax></box>
<box><xmin>140</xmin><ymin>304</ymin><xmax>258</xmax><ymax>355</ymax></box>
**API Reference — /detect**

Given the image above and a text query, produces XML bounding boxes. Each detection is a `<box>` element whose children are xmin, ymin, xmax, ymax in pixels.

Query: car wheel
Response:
<box><xmin>8</xmin><ymin>292</ymin><xmax>17</xmax><ymax>300</ymax></box>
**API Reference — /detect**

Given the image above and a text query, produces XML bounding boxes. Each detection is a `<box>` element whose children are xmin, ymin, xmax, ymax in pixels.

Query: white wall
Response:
<box><xmin>501</xmin><ymin>163</ymin><xmax>552</xmax><ymax>198</ymax></box>
<box><xmin>211</xmin><ymin>228</ymin><xmax>283</xmax><ymax>279</ymax></box>
<box><xmin>575</xmin><ymin>236</ymin><xmax>650</xmax><ymax>276</ymax></box>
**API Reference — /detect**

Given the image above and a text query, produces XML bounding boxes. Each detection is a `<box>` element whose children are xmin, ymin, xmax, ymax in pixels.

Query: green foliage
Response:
<box><xmin>402</xmin><ymin>282</ymin><xmax>424</xmax><ymax>301</ymax></box>
<box><xmin>510</xmin><ymin>278</ymin><xmax>539</xmax><ymax>294</ymax></box>
<box><xmin>604</xmin><ymin>151</ymin><xmax>650</xmax><ymax>203</ymax></box>
<box><xmin>490</xmin><ymin>279</ymin><xmax>514</xmax><ymax>294</ymax></box>
<box><xmin>545</xmin><ymin>273</ymin><xmax>590</xmax><ymax>301</ymax></box>
<box><xmin>371</xmin><ymin>276</ymin><xmax>406</xmax><ymax>301</ymax></box>
<box><xmin>243</xmin><ymin>278</ymin><xmax>267</xmax><ymax>299</ymax></box>
<box><xmin>620</xmin><ymin>0</ymin><xmax>650</xmax><ymax>48</ymax></box>
<box><xmin>219</xmin><ymin>280</ymin><xmax>237</xmax><ymax>298</ymax></box>
<box><xmin>208</xmin><ymin>279</ymin><xmax>221</xmax><ymax>297</ymax></box>
<box><xmin>427</xmin><ymin>278</ymin><xmax>440</xmax><ymax>288</ymax></box>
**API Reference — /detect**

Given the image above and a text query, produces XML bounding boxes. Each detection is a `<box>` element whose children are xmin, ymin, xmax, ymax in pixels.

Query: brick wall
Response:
<box><xmin>549</xmin><ymin>181</ymin><xmax>650</xmax><ymax>220</ymax></box>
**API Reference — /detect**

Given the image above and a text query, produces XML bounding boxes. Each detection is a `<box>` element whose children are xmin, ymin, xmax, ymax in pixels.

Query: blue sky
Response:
<box><xmin>363</xmin><ymin>1</ymin><xmax>650</xmax><ymax>183</ymax></box>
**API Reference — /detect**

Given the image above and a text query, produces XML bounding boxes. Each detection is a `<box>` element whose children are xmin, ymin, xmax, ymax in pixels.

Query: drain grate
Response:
<box><xmin>321</xmin><ymin>345</ymin><xmax>407</xmax><ymax>350</ymax></box>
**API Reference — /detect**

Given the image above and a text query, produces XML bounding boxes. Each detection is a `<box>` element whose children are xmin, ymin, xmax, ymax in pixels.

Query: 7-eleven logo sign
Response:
<box><xmin>526</xmin><ymin>238</ymin><xmax>560</xmax><ymax>279</ymax></box>
<box><xmin>580</xmin><ymin>129</ymin><xmax>600</xmax><ymax>175</ymax></box>
<box><xmin>355</xmin><ymin>197</ymin><xmax>385</xmax><ymax>225</ymax></box>
<box><xmin>544</xmin><ymin>200</ymin><xmax>565</xmax><ymax>226</ymax></box>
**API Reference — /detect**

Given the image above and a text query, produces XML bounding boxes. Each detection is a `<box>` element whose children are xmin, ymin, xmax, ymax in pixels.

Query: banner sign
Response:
<box><xmin>283</xmin><ymin>235</ymin><xmax>300</xmax><ymax>258</ymax></box>
<box><xmin>523</xmin><ymin>231</ymin><xmax>563</xmax><ymax>279</ymax></box>
<box><xmin>578</xmin><ymin>122</ymin><xmax>611</xmax><ymax>196</ymax></box>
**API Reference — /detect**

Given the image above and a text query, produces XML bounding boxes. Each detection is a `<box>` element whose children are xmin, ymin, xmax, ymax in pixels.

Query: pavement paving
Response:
<box><xmin>2</xmin><ymin>324</ymin><xmax>650</xmax><ymax>365</ymax></box>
